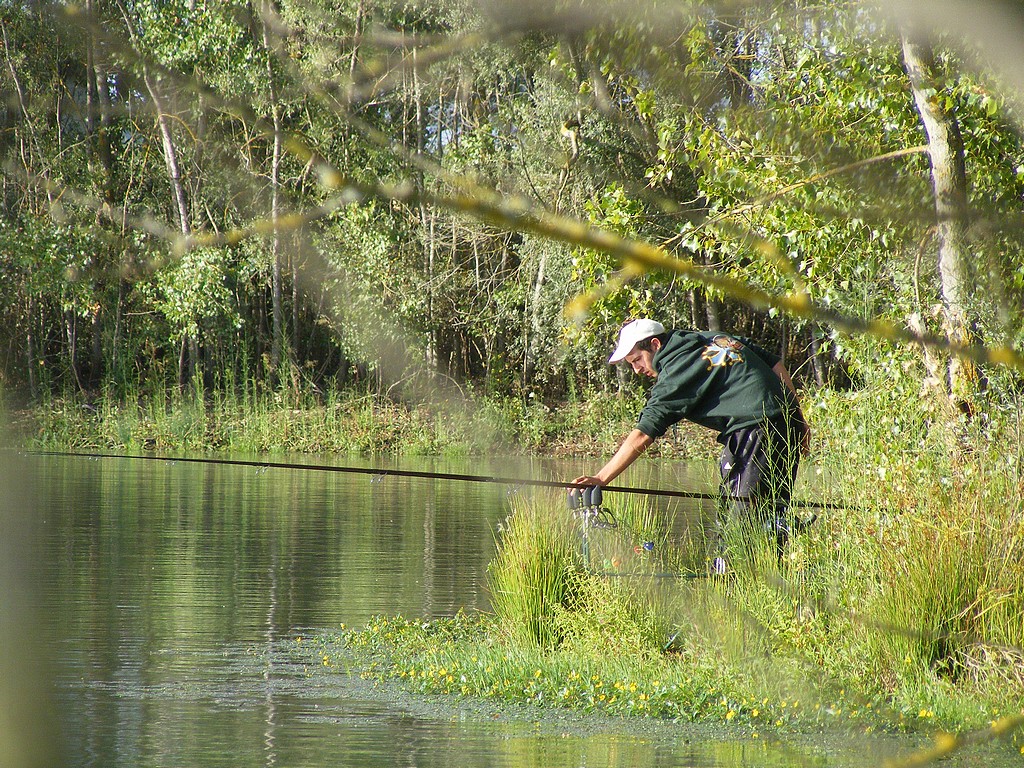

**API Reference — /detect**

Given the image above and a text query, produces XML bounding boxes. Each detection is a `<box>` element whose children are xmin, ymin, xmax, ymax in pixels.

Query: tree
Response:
<box><xmin>901</xmin><ymin>33</ymin><xmax>977</xmax><ymax>408</ymax></box>
<box><xmin>2</xmin><ymin>0</ymin><xmax>1024</xmax><ymax>413</ymax></box>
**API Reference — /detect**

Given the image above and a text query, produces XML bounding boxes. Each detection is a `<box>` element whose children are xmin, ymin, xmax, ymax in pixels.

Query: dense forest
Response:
<box><xmin>2</xmin><ymin>0</ymin><xmax>1024</xmax><ymax>418</ymax></box>
<box><xmin>10</xmin><ymin>4</ymin><xmax>1024</xmax><ymax>749</ymax></box>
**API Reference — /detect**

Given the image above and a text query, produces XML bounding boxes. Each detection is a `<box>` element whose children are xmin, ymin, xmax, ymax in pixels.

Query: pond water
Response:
<box><xmin>1</xmin><ymin>451</ymin><xmax>1013</xmax><ymax>767</ymax></box>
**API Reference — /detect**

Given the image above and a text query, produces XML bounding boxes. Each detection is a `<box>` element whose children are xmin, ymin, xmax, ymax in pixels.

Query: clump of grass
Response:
<box><xmin>334</xmin><ymin>612</ymin><xmax>793</xmax><ymax>726</ymax></box>
<box><xmin>553</xmin><ymin>570</ymin><xmax>672</xmax><ymax>659</ymax></box>
<box><xmin>792</xmin><ymin>388</ymin><xmax>1024</xmax><ymax>725</ymax></box>
<box><xmin>855</xmin><ymin>470</ymin><xmax>1024</xmax><ymax>716</ymax></box>
<box><xmin>487</xmin><ymin>492</ymin><xmax>586</xmax><ymax>648</ymax></box>
<box><xmin>609</xmin><ymin>493</ymin><xmax>692</xmax><ymax>574</ymax></box>
<box><xmin>870</xmin><ymin>504</ymin><xmax>989</xmax><ymax>678</ymax></box>
<box><xmin>487</xmin><ymin>490</ymin><xmax>692</xmax><ymax>653</ymax></box>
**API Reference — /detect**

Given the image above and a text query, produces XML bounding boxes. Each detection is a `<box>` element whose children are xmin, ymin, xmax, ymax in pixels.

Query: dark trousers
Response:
<box><xmin>716</xmin><ymin>415</ymin><xmax>802</xmax><ymax>558</ymax></box>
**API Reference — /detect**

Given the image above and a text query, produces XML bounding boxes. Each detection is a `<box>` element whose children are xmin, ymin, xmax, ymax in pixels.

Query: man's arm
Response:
<box><xmin>772</xmin><ymin>361</ymin><xmax>811</xmax><ymax>455</ymax></box>
<box><xmin>772</xmin><ymin>361</ymin><xmax>798</xmax><ymax>398</ymax></box>
<box><xmin>573</xmin><ymin>429</ymin><xmax>653</xmax><ymax>487</ymax></box>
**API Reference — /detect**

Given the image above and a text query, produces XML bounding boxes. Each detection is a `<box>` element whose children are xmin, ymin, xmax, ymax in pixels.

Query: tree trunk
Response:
<box><xmin>65</xmin><ymin>309</ymin><xmax>85</xmax><ymax>394</ymax></box>
<box><xmin>901</xmin><ymin>34</ymin><xmax>977</xmax><ymax>407</ymax></box>
<box><xmin>26</xmin><ymin>296</ymin><xmax>37</xmax><ymax>397</ymax></box>
<box><xmin>90</xmin><ymin>309</ymin><xmax>103</xmax><ymax>389</ymax></box>
<box><xmin>178</xmin><ymin>336</ymin><xmax>191</xmax><ymax>391</ymax></box>
<box><xmin>112</xmin><ymin>281</ymin><xmax>124</xmax><ymax>381</ymax></box>
<box><xmin>268</xmin><ymin>110</ymin><xmax>284</xmax><ymax>383</ymax></box>
<box><xmin>688</xmin><ymin>289</ymin><xmax>701</xmax><ymax>328</ymax></box>
<box><xmin>260</xmin><ymin>2</ymin><xmax>286</xmax><ymax>385</ymax></box>
<box><xmin>527</xmin><ymin>249</ymin><xmax>548</xmax><ymax>382</ymax></box>
<box><xmin>85</xmin><ymin>0</ymin><xmax>112</xmax><ymax>389</ymax></box>
<box><xmin>413</xmin><ymin>46</ymin><xmax>437</xmax><ymax>369</ymax></box>
<box><xmin>1</xmin><ymin>22</ymin><xmax>54</xmax><ymax>207</ymax></box>
<box><xmin>86</xmin><ymin>0</ymin><xmax>115</xmax><ymax>213</ymax></box>
<box><xmin>725</xmin><ymin>21</ymin><xmax>755</xmax><ymax>109</ymax></box>
<box><xmin>139</xmin><ymin>63</ymin><xmax>196</xmax><ymax>391</ymax></box>
<box><xmin>292</xmin><ymin>252</ymin><xmax>300</xmax><ymax>366</ymax></box>
<box><xmin>809</xmin><ymin>327</ymin><xmax>826</xmax><ymax>387</ymax></box>
<box><xmin>349</xmin><ymin>0</ymin><xmax>364</xmax><ymax>92</ymax></box>
<box><xmin>145</xmin><ymin>73</ymin><xmax>191</xmax><ymax>238</ymax></box>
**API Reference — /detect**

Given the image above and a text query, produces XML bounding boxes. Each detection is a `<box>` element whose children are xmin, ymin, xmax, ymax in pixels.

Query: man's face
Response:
<box><xmin>623</xmin><ymin>337</ymin><xmax>660</xmax><ymax>377</ymax></box>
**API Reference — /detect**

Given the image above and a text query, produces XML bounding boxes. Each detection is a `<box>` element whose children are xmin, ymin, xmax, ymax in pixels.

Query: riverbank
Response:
<box><xmin>289</xmin><ymin>628</ymin><xmax>1024</xmax><ymax>768</ymax></box>
<box><xmin>310</xmin><ymin>612</ymin><xmax>1024</xmax><ymax>767</ymax></box>
<box><xmin>13</xmin><ymin>385</ymin><xmax>721</xmax><ymax>460</ymax></box>
<box><xmin>322</xmin><ymin>467</ymin><xmax>1024</xmax><ymax>762</ymax></box>
<box><xmin>12</xmin><ymin>381</ymin><xmax>1024</xmax><ymax>759</ymax></box>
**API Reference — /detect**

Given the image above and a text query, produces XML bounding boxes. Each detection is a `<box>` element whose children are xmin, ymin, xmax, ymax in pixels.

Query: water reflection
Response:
<box><xmin>9</xmin><ymin>452</ymin><xmax>895</xmax><ymax>767</ymax></box>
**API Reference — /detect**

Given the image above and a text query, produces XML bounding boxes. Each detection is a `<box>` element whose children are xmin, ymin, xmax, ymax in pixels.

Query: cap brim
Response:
<box><xmin>608</xmin><ymin>340</ymin><xmax>636</xmax><ymax>364</ymax></box>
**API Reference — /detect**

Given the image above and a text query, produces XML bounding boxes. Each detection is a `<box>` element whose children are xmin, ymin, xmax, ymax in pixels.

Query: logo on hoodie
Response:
<box><xmin>701</xmin><ymin>335</ymin><xmax>745</xmax><ymax>369</ymax></box>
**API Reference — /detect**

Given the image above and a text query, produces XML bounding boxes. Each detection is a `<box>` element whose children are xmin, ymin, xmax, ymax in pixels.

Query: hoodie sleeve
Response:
<box><xmin>634</xmin><ymin>350</ymin><xmax>708</xmax><ymax>439</ymax></box>
<box><xmin>636</xmin><ymin>390</ymin><xmax>687</xmax><ymax>439</ymax></box>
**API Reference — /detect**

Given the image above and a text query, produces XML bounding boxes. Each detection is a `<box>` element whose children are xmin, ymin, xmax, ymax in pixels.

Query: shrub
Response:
<box><xmin>487</xmin><ymin>492</ymin><xmax>586</xmax><ymax>648</ymax></box>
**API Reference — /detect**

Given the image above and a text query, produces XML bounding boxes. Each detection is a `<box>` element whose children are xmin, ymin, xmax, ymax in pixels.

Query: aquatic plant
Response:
<box><xmin>335</xmin><ymin>407</ymin><xmax>1024</xmax><ymax>750</ymax></box>
<box><xmin>336</xmin><ymin>612</ymin><xmax>778</xmax><ymax>726</ymax></box>
<box><xmin>486</xmin><ymin>492</ymin><xmax>585</xmax><ymax>648</ymax></box>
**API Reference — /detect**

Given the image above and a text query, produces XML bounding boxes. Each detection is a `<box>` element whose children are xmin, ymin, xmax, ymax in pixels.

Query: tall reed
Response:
<box><xmin>487</xmin><ymin>491</ymin><xmax>683</xmax><ymax>656</ymax></box>
<box><xmin>487</xmin><ymin>492</ymin><xmax>584</xmax><ymax>648</ymax></box>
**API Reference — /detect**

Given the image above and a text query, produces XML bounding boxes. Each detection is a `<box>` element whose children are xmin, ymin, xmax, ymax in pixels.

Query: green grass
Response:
<box><xmin>23</xmin><ymin>388</ymin><xmax>490</xmax><ymax>455</ymax></box>
<box><xmin>334</xmin><ymin>486</ymin><xmax>1024</xmax><ymax>741</ymax></box>
<box><xmin>20</xmin><ymin>374</ymin><xmax>1024</xmax><ymax>750</ymax></box>
<box><xmin>330</xmin><ymin>387</ymin><xmax>1024</xmax><ymax>745</ymax></box>
<box><xmin>17</xmin><ymin>381</ymin><xmax>713</xmax><ymax>459</ymax></box>
<box><xmin>800</xmin><ymin>389</ymin><xmax>1024</xmax><ymax>719</ymax></box>
<box><xmin>487</xmin><ymin>493</ymin><xmax>587</xmax><ymax>648</ymax></box>
<box><xmin>332</xmin><ymin>611</ymin><xmax>798</xmax><ymax>727</ymax></box>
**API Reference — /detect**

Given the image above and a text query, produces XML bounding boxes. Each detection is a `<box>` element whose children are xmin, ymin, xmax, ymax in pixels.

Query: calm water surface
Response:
<box><xmin>3</xmin><ymin>451</ymin><xmax>1003</xmax><ymax>768</ymax></box>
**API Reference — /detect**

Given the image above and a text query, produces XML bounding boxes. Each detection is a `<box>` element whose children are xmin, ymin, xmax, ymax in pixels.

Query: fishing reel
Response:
<box><xmin>566</xmin><ymin>485</ymin><xmax>618</xmax><ymax>529</ymax></box>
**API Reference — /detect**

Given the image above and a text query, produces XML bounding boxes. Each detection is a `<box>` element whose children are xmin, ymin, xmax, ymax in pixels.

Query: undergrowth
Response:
<box><xmin>329</xmin><ymin>386</ymin><xmax>1024</xmax><ymax>758</ymax></box>
<box><xmin>20</xmin><ymin>364</ymin><xmax>1024</xmax><ymax>757</ymax></box>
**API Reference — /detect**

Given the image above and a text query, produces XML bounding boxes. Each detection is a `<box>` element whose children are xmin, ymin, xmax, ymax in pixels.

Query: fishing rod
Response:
<box><xmin>26</xmin><ymin>449</ymin><xmax>853</xmax><ymax>511</ymax></box>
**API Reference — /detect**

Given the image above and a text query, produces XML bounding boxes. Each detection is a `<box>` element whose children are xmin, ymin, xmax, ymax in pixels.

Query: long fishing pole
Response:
<box><xmin>26</xmin><ymin>450</ymin><xmax>853</xmax><ymax>511</ymax></box>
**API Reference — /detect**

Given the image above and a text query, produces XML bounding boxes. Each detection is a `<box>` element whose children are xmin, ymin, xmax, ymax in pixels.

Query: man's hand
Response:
<box><xmin>569</xmin><ymin>430</ymin><xmax>653</xmax><ymax>490</ymax></box>
<box><xmin>799</xmin><ymin>421</ymin><xmax>811</xmax><ymax>456</ymax></box>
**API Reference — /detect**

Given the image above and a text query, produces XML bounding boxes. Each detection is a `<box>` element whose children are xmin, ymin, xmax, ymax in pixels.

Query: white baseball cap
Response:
<box><xmin>608</xmin><ymin>319</ymin><xmax>665</xmax><ymax>363</ymax></box>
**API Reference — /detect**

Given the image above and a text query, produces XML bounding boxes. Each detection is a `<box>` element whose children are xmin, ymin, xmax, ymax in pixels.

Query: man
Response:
<box><xmin>572</xmin><ymin>318</ymin><xmax>810</xmax><ymax>568</ymax></box>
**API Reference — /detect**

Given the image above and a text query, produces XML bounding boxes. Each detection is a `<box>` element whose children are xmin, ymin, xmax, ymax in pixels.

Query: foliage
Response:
<box><xmin>144</xmin><ymin>247</ymin><xmax>241</xmax><ymax>343</ymax></box>
<box><xmin>4</xmin><ymin>1</ymin><xmax>1024</xmax><ymax>457</ymax></box>
<box><xmin>335</xmin><ymin>407</ymin><xmax>1024</xmax><ymax>739</ymax></box>
<box><xmin>7</xmin><ymin>0</ymin><xmax>1024</xmax><ymax>478</ymax></box>
<box><xmin>487</xmin><ymin>492</ymin><xmax>586</xmax><ymax>647</ymax></box>
<box><xmin>335</xmin><ymin>611</ymin><xmax>792</xmax><ymax>725</ymax></box>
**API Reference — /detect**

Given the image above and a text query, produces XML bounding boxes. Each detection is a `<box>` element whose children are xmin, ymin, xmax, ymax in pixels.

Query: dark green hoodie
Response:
<box><xmin>635</xmin><ymin>330</ymin><xmax>792</xmax><ymax>442</ymax></box>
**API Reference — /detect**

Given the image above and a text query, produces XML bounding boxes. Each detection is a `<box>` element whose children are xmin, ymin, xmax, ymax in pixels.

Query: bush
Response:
<box><xmin>487</xmin><ymin>492</ymin><xmax>585</xmax><ymax>648</ymax></box>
